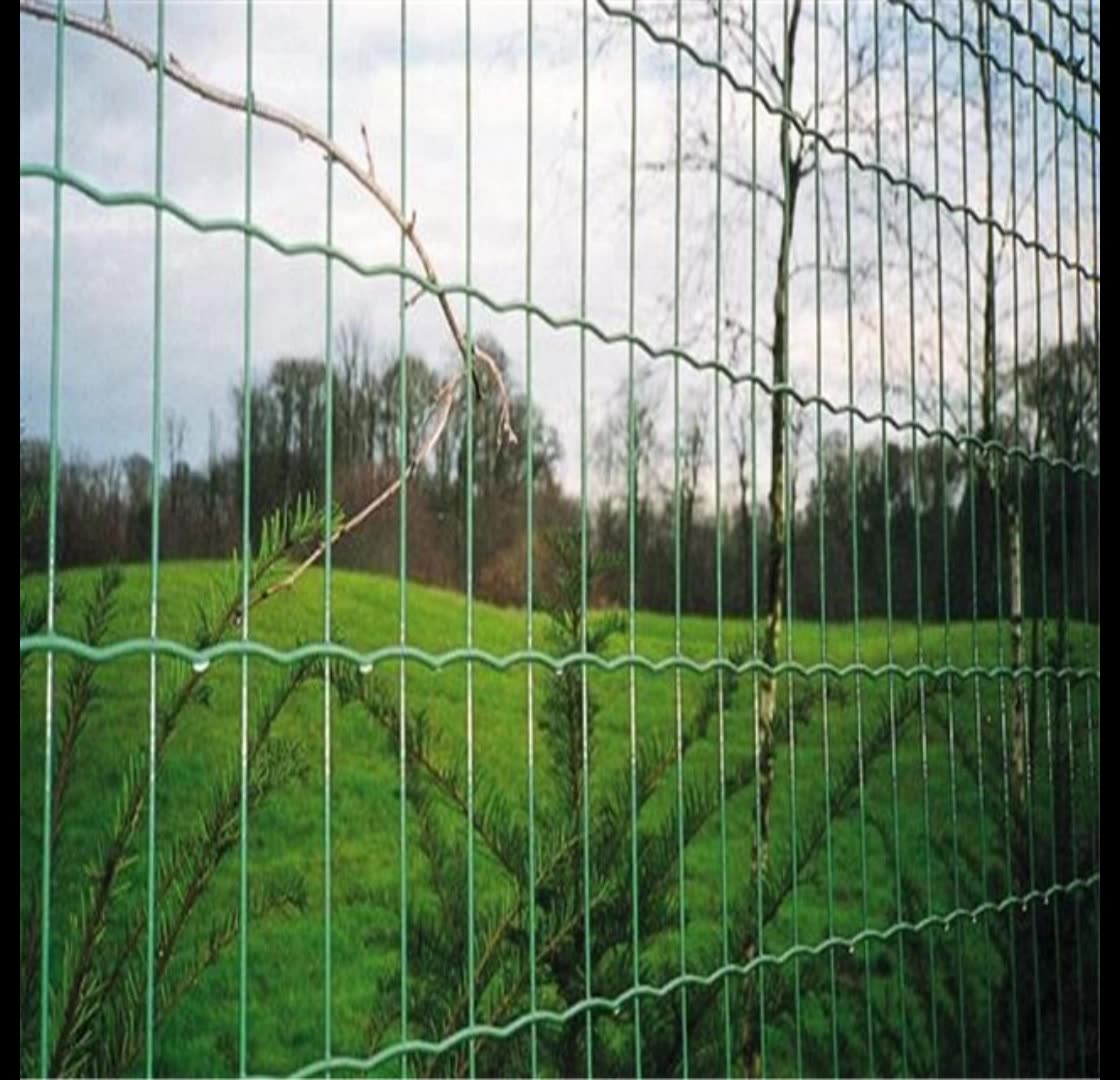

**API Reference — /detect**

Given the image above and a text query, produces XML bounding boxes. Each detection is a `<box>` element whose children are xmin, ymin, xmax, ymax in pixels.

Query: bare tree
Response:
<box><xmin>632</xmin><ymin>0</ymin><xmax>893</xmax><ymax>874</ymax></box>
<box><xmin>680</xmin><ymin>397</ymin><xmax>708</xmax><ymax>611</ymax></box>
<box><xmin>753</xmin><ymin>0</ymin><xmax>804</xmax><ymax>879</ymax></box>
<box><xmin>164</xmin><ymin>407</ymin><xmax>186</xmax><ymax>513</ymax></box>
<box><xmin>620</xmin><ymin>4</ymin><xmax>909</xmax><ymax>1068</ymax></box>
<box><xmin>593</xmin><ymin>370</ymin><xmax>661</xmax><ymax>566</ymax></box>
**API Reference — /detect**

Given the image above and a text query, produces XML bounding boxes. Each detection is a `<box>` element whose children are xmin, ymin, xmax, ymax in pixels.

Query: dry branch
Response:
<box><xmin>20</xmin><ymin>0</ymin><xmax>519</xmax><ymax>612</ymax></box>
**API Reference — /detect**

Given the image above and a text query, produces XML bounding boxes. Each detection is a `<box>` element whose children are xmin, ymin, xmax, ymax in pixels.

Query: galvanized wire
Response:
<box><xmin>281</xmin><ymin>877</ymin><xmax>1099</xmax><ymax>1078</ymax></box>
<box><xmin>144</xmin><ymin>2</ymin><xmax>167</xmax><ymax>1075</ymax></box>
<box><xmin>18</xmin><ymin>0</ymin><xmax>1099</xmax><ymax>1077</ymax></box>
<box><xmin>238</xmin><ymin>3</ymin><xmax>255</xmax><ymax>1073</ymax></box>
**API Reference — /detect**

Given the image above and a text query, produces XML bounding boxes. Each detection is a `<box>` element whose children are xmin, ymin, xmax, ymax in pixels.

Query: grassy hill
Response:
<box><xmin>20</xmin><ymin>560</ymin><xmax>1099</xmax><ymax>1077</ymax></box>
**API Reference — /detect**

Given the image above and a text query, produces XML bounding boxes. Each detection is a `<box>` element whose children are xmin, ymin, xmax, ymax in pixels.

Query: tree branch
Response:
<box><xmin>246</xmin><ymin>376</ymin><xmax>459</xmax><ymax>612</ymax></box>
<box><xmin>19</xmin><ymin>0</ymin><xmax>519</xmax><ymax>612</ymax></box>
<box><xmin>645</xmin><ymin>139</ymin><xmax>786</xmax><ymax>208</ymax></box>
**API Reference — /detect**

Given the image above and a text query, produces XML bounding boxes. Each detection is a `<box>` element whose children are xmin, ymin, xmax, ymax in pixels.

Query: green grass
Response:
<box><xmin>20</xmin><ymin>561</ymin><xmax>1100</xmax><ymax>1076</ymax></box>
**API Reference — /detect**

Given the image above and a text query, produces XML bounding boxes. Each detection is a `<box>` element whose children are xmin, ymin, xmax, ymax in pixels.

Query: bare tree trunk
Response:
<box><xmin>742</xmin><ymin>4</ymin><xmax>802</xmax><ymax>1075</ymax></box>
<box><xmin>977</xmin><ymin>0</ymin><xmax>1028</xmax><ymax>849</ymax></box>
<box><xmin>737</xmin><ymin>450</ymin><xmax>749</xmax><ymax>545</ymax></box>
<box><xmin>1008</xmin><ymin>500</ymin><xmax>1027</xmax><ymax>820</ymax></box>
<box><xmin>682</xmin><ymin>414</ymin><xmax>704</xmax><ymax>612</ymax></box>
<box><xmin>731</xmin><ymin>416</ymin><xmax>751</xmax><ymax>590</ymax></box>
<box><xmin>756</xmin><ymin>0</ymin><xmax>803</xmax><ymax>878</ymax></box>
<box><xmin>980</xmin><ymin>6</ymin><xmax>996</xmax><ymax>448</ymax></box>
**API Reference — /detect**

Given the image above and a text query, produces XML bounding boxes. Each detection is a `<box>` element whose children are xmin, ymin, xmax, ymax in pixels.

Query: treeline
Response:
<box><xmin>19</xmin><ymin>326</ymin><xmax>1098</xmax><ymax>622</ymax></box>
<box><xmin>593</xmin><ymin>331</ymin><xmax>1098</xmax><ymax>623</ymax></box>
<box><xmin>594</xmin><ymin>432</ymin><xmax>1099</xmax><ymax>625</ymax></box>
<box><xmin>19</xmin><ymin>327</ymin><xmax>571</xmax><ymax>597</ymax></box>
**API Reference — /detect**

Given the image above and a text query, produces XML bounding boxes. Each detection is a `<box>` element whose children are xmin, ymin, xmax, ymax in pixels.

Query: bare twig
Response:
<box><xmin>644</xmin><ymin>148</ymin><xmax>785</xmax><ymax>209</ymax></box>
<box><xmin>247</xmin><ymin>376</ymin><xmax>459</xmax><ymax>613</ymax></box>
<box><xmin>707</xmin><ymin>0</ymin><xmax>783</xmax><ymax>102</ymax></box>
<box><xmin>360</xmin><ymin>121</ymin><xmax>376</xmax><ymax>181</ymax></box>
<box><xmin>20</xmin><ymin>0</ymin><xmax>519</xmax><ymax>608</ymax></box>
<box><xmin>21</xmin><ymin>0</ymin><xmax>517</xmax><ymax>431</ymax></box>
<box><xmin>723</xmin><ymin>313</ymin><xmax>773</xmax><ymax>361</ymax></box>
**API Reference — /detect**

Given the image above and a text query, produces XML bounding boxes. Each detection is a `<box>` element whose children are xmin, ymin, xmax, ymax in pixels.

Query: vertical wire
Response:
<box><xmin>748</xmin><ymin>0</ymin><xmax>766</xmax><ymax>1071</ymax></box>
<box><xmin>1083</xmin><ymin>0</ymin><xmax>1100</xmax><ymax>1052</ymax></box>
<box><xmin>930</xmin><ymin>4</ymin><xmax>970</xmax><ymax>1068</ymax></box>
<box><xmin>579</xmin><ymin>0</ymin><xmax>593</xmax><ymax>1073</ymax></box>
<box><xmin>671</xmin><ymin>0</ymin><xmax>689</xmax><ymax>1072</ymax></box>
<box><xmin>954</xmin><ymin>1</ymin><xmax>991</xmax><ymax>1070</ymax></box>
<box><xmin>971</xmin><ymin>2</ymin><xmax>1000</xmax><ymax>1073</ymax></box>
<box><xmin>145</xmin><ymin>0</ymin><xmax>167</xmax><ymax>1072</ymax></box>
<box><xmin>1026</xmin><ymin>2</ymin><xmax>1065</xmax><ymax>1070</ymax></box>
<box><xmin>841</xmin><ymin>2</ymin><xmax>875</xmax><ymax>1069</ymax></box>
<box><xmin>524</xmin><ymin>0</ymin><xmax>538</xmax><ymax>1073</ymax></box>
<box><xmin>626</xmin><ymin>0</ymin><xmax>643</xmax><ymax>1072</ymax></box>
<box><xmin>1057</xmin><ymin>2</ymin><xmax>1089</xmax><ymax>1074</ymax></box>
<box><xmin>323</xmin><ymin>0</ymin><xmax>336</xmax><ymax>1069</ymax></box>
<box><xmin>994</xmin><ymin>4</ymin><xmax>1022</xmax><ymax>1070</ymax></box>
<box><xmin>238</xmin><ymin>1</ymin><xmax>256</xmax><ymax>1072</ymax></box>
<box><xmin>712</xmin><ymin>3</ymin><xmax>733</xmax><ymax>1074</ymax></box>
<box><xmin>463</xmin><ymin>2</ymin><xmax>477</xmax><ymax>1074</ymax></box>
<box><xmin>872</xmin><ymin>3</ymin><xmax>906</xmax><ymax>1070</ymax></box>
<box><xmin>901</xmin><ymin>4</ymin><xmax>939</xmax><ymax>1072</ymax></box>
<box><xmin>396</xmin><ymin>0</ymin><xmax>409</xmax><ymax>1073</ymax></box>
<box><xmin>780</xmin><ymin>0</ymin><xmax>802</xmax><ymax>1069</ymax></box>
<box><xmin>1025</xmin><ymin>2</ymin><xmax>1047</xmax><ymax>1069</ymax></box>
<box><xmin>967</xmin><ymin>3</ymin><xmax>999</xmax><ymax>1068</ymax></box>
<box><xmin>814</xmin><ymin>3</ymin><xmax>840</xmax><ymax>1072</ymax></box>
<box><xmin>1044</xmin><ymin>3</ymin><xmax>1070</xmax><ymax>1071</ymax></box>
<box><xmin>1058</xmin><ymin>6</ymin><xmax>1091</xmax><ymax>1071</ymax></box>
<box><xmin>39</xmin><ymin>0</ymin><xmax>68</xmax><ymax>1072</ymax></box>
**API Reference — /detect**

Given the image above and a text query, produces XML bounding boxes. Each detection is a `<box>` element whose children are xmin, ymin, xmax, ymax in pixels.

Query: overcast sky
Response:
<box><xmin>20</xmin><ymin>0</ymin><xmax>1098</xmax><ymax>507</ymax></box>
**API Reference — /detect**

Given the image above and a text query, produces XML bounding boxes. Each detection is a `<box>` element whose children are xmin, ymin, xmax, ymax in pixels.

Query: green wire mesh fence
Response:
<box><xmin>19</xmin><ymin>0</ymin><xmax>1098</xmax><ymax>1077</ymax></box>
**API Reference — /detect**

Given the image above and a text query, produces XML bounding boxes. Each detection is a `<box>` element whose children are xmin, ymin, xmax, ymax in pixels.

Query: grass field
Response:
<box><xmin>19</xmin><ymin>560</ymin><xmax>1100</xmax><ymax>1077</ymax></box>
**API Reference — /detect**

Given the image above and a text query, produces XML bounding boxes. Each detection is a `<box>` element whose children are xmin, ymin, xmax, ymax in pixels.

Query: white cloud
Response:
<box><xmin>20</xmin><ymin>0</ymin><xmax>1096</xmax><ymax>502</ymax></box>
